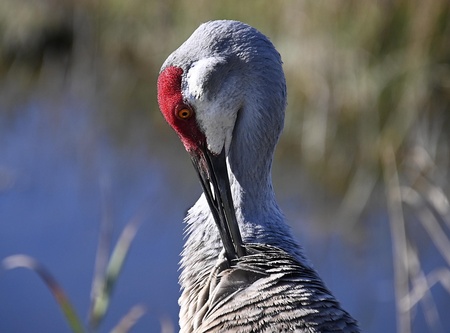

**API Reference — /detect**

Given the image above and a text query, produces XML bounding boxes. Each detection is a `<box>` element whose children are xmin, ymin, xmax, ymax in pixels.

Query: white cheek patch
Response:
<box><xmin>186</xmin><ymin>58</ymin><xmax>221</xmax><ymax>100</ymax></box>
<box><xmin>200</xmin><ymin>104</ymin><xmax>237</xmax><ymax>155</ymax></box>
<box><xmin>184</xmin><ymin>58</ymin><xmax>240</xmax><ymax>155</ymax></box>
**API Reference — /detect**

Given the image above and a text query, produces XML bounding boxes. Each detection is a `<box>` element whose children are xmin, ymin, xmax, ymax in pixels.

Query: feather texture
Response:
<box><xmin>186</xmin><ymin>244</ymin><xmax>359</xmax><ymax>333</ymax></box>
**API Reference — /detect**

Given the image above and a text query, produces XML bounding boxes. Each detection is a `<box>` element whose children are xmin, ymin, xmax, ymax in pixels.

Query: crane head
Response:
<box><xmin>157</xmin><ymin>20</ymin><xmax>286</xmax><ymax>263</ymax></box>
<box><xmin>157</xmin><ymin>48</ymin><xmax>246</xmax><ymax>263</ymax></box>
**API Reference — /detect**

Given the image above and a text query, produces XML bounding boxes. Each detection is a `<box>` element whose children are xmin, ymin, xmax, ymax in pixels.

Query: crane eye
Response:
<box><xmin>176</xmin><ymin>108</ymin><xmax>193</xmax><ymax>120</ymax></box>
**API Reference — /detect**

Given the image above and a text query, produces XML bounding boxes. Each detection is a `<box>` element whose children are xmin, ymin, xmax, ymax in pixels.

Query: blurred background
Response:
<box><xmin>1</xmin><ymin>0</ymin><xmax>449</xmax><ymax>332</ymax></box>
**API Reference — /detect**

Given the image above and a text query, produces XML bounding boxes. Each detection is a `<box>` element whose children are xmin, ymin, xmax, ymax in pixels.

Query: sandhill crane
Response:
<box><xmin>157</xmin><ymin>20</ymin><xmax>360</xmax><ymax>332</ymax></box>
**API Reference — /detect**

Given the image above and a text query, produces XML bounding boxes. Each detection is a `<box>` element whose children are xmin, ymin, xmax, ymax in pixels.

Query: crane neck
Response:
<box><xmin>227</xmin><ymin>147</ymin><xmax>276</xmax><ymax>218</ymax></box>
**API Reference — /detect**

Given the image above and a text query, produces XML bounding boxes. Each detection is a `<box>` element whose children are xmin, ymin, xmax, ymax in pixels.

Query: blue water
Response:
<box><xmin>0</xmin><ymin>95</ymin><xmax>448</xmax><ymax>332</ymax></box>
<box><xmin>0</xmin><ymin>98</ymin><xmax>186</xmax><ymax>332</ymax></box>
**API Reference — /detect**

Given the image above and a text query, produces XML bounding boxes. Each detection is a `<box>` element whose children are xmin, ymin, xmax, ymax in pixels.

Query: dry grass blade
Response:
<box><xmin>401</xmin><ymin>187</ymin><xmax>450</xmax><ymax>268</ymax></box>
<box><xmin>159</xmin><ymin>314</ymin><xmax>176</xmax><ymax>333</ymax></box>
<box><xmin>2</xmin><ymin>255</ymin><xmax>85</xmax><ymax>333</ymax></box>
<box><xmin>89</xmin><ymin>179</ymin><xmax>114</xmax><ymax>327</ymax></box>
<box><xmin>110</xmin><ymin>303</ymin><xmax>146</xmax><ymax>333</ymax></box>
<box><xmin>382</xmin><ymin>146</ymin><xmax>411</xmax><ymax>333</ymax></box>
<box><xmin>88</xmin><ymin>216</ymin><xmax>142</xmax><ymax>329</ymax></box>
<box><xmin>426</xmin><ymin>269</ymin><xmax>450</xmax><ymax>295</ymax></box>
<box><xmin>404</xmin><ymin>243</ymin><xmax>443</xmax><ymax>331</ymax></box>
<box><xmin>419</xmin><ymin>180</ymin><xmax>450</xmax><ymax>230</ymax></box>
<box><xmin>337</xmin><ymin>165</ymin><xmax>377</xmax><ymax>229</ymax></box>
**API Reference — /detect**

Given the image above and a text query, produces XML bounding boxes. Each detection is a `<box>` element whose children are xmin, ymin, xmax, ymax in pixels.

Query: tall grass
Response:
<box><xmin>1</xmin><ymin>1</ymin><xmax>449</xmax><ymax>332</ymax></box>
<box><xmin>2</xmin><ymin>216</ymin><xmax>145</xmax><ymax>333</ymax></box>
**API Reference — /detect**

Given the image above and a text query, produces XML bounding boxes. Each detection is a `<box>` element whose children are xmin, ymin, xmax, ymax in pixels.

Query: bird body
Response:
<box><xmin>184</xmin><ymin>243</ymin><xmax>358</xmax><ymax>332</ymax></box>
<box><xmin>158</xmin><ymin>20</ymin><xmax>359</xmax><ymax>332</ymax></box>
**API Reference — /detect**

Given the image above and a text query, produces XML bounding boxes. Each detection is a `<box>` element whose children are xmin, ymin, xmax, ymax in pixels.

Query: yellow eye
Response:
<box><xmin>177</xmin><ymin>108</ymin><xmax>193</xmax><ymax>120</ymax></box>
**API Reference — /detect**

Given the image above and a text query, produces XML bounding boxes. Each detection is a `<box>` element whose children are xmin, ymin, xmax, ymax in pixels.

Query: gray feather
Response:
<box><xmin>190</xmin><ymin>244</ymin><xmax>359</xmax><ymax>332</ymax></box>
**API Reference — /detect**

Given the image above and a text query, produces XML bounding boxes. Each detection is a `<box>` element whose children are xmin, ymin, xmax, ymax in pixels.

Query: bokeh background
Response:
<box><xmin>1</xmin><ymin>1</ymin><xmax>450</xmax><ymax>332</ymax></box>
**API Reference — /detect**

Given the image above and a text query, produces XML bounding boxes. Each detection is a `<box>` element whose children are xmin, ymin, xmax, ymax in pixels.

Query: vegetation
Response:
<box><xmin>1</xmin><ymin>1</ymin><xmax>449</xmax><ymax>332</ymax></box>
<box><xmin>2</xmin><ymin>217</ymin><xmax>144</xmax><ymax>333</ymax></box>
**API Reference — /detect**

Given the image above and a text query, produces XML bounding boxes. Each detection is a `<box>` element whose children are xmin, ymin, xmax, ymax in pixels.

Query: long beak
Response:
<box><xmin>190</xmin><ymin>146</ymin><xmax>246</xmax><ymax>263</ymax></box>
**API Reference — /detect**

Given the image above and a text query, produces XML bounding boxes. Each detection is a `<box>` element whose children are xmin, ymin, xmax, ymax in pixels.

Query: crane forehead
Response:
<box><xmin>157</xmin><ymin>66</ymin><xmax>184</xmax><ymax>116</ymax></box>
